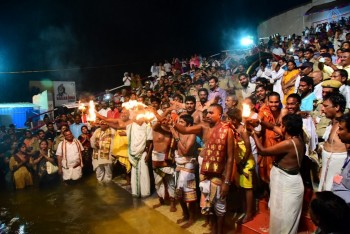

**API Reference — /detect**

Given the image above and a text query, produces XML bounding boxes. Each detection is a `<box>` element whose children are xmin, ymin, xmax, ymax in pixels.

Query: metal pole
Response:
<box><xmin>107</xmin><ymin>85</ymin><xmax>126</xmax><ymax>92</ymax></box>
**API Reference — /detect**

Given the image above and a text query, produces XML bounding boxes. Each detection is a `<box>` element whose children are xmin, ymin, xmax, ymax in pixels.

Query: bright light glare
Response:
<box><xmin>241</xmin><ymin>37</ymin><xmax>253</xmax><ymax>46</ymax></box>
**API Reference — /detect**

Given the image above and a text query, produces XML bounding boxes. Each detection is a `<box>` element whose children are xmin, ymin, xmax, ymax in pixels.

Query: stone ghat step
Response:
<box><xmin>237</xmin><ymin>199</ymin><xmax>317</xmax><ymax>234</ymax></box>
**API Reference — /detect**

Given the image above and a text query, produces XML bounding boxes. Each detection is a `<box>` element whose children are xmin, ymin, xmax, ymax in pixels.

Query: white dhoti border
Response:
<box><xmin>131</xmin><ymin>152</ymin><xmax>150</xmax><ymax>197</ymax></box>
<box><xmin>269</xmin><ymin>166</ymin><xmax>304</xmax><ymax>234</ymax></box>
<box><xmin>318</xmin><ymin>149</ymin><xmax>347</xmax><ymax>191</ymax></box>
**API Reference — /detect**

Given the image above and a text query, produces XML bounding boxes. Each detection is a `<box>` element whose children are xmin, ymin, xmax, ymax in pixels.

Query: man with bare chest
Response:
<box><xmin>173</xmin><ymin>104</ymin><xmax>235</xmax><ymax>234</ymax></box>
<box><xmin>319</xmin><ymin>93</ymin><xmax>347</xmax><ymax>191</ymax></box>
<box><xmin>169</xmin><ymin>114</ymin><xmax>197</xmax><ymax>228</ymax></box>
<box><xmin>152</xmin><ymin>118</ymin><xmax>177</xmax><ymax>212</ymax></box>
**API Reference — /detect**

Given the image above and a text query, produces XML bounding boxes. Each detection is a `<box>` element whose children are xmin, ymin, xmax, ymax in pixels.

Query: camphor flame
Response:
<box><xmin>78</xmin><ymin>101</ymin><xmax>85</xmax><ymax>111</ymax></box>
<box><xmin>87</xmin><ymin>100</ymin><xmax>96</xmax><ymax>122</ymax></box>
<box><xmin>122</xmin><ymin>100</ymin><xmax>146</xmax><ymax>110</ymax></box>
<box><xmin>242</xmin><ymin>103</ymin><xmax>251</xmax><ymax>118</ymax></box>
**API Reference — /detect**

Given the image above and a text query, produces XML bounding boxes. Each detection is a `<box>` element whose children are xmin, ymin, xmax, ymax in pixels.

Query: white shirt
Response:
<box><xmin>56</xmin><ymin>140</ymin><xmax>84</xmax><ymax>168</ymax></box>
<box><xmin>313</xmin><ymin>82</ymin><xmax>323</xmax><ymax>100</ymax></box>
<box><xmin>256</xmin><ymin>68</ymin><xmax>272</xmax><ymax>80</ymax></box>
<box><xmin>164</xmin><ymin>63</ymin><xmax>172</xmax><ymax>72</ymax></box>
<box><xmin>272</xmin><ymin>47</ymin><xmax>285</xmax><ymax>56</ymax></box>
<box><xmin>241</xmin><ymin>82</ymin><xmax>256</xmax><ymax>99</ymax></box>
<box><xmin>123</xmin><ymin>76</ymin><xmax>131</xmax><ymax>86</ymax></box>
<box><xmin>340</xmin><ymin>85</ymin><xmax>350</xmax><ymax>109</ymax></box>
<box><xmin>98</xmin><ymin>108</ymin><xmax>110</xmax><ymax>117</ymax></box>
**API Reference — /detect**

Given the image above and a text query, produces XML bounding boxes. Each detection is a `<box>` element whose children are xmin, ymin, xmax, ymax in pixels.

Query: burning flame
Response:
<box><xmin>135</xmin><ymin>111</ymin><xmax>155</xmax><ymax>121</ymax></box>
<box><xmin>122</xmin><ymin>100</ymin><xmax>146</xmax><ymax>110</ymax></box>
<box><xmin>242</xmin><ymin>103</ymin><xmax>251</xmax><ymax>118</ymax></box>
<box><xmin>78</xmin><ymin>101</ymin><xmax>85</xmax><ymax>111</ymax></box>
<box><xmin>87</xmin><ymin>100</ymin><xmax>96</xmax><ymax>122</ymax></box>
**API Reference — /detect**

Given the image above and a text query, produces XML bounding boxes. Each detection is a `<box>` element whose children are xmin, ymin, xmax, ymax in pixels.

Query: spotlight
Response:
<box><xmin>241</xmin><ymin>36</ymin><xmax>254</xmax><ymax>46</ymax></box>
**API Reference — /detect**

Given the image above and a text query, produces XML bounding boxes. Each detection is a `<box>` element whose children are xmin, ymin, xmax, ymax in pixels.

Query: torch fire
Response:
<box><xmin>242</xmin><ymin>103</ymin><xmax>251</xmax><ymax>118</ymax></box>
<box><xmin>87</xmin><ymin>100</ymin><xmax>96</xmax><ymax>122</ymax></box>
<box><xmin>122</xmin><ymin>100</ymin><xmax>155</xmax><ymax>122</ymax></box>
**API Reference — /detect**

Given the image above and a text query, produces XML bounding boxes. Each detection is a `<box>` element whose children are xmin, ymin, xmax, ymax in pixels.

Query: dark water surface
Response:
<box><xmin>0</xmin><ymin>176</ymin><xmax>188</xmax><ymax>234</ymax></box>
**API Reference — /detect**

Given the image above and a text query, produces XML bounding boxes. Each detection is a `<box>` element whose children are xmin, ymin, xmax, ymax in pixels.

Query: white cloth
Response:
<box><xmin>56</xmin><ymin>140</ymin><xmax>84</xmax><ymax>181</ymax></box>
<box><xmin>131</xmin><ymin>152</ymin><xmax>150</xmax><ymax>197</ymax></box>
<box><xmin>294</xmin><ymin>75</ymin><xmax>301</xmax><ymax>94</ymax></box>
<box><xmin>98</xmin><ymin>108</ymin><xmax>111</xmax><ymax>117</ymax></box>
<box><xmin>154</xmin><ymin>166</ymin><xmax>175</xmax><ymax>199</ymax></box>
<box><xmin>272</xmin><ymin>47</ymin><xmax>285</xmax><ymax>56</ymax></box>
<box><xmin>199</xmin><ymin>179</ymin><xmax>226</xmax><ymax>216</ymax></box>
<box><xmin>256</xmin><ymin>68</ymin><xmax>272</xmax><ymax>80</ymax></box>
<box><xmin>61</xmin><ymin>166</ymin><xmax>82</xmax><ymax>181</ymax></box>
<box><xmin>127</xmin><ymin>122</ymin><xmax>152</xmax><ymax>197</ymax></box>
<box><xmin>127</xmin><ymin>122</ymin><xmax>152</xmax><ymax>167</ymax></box>
<box><xmin>123</xmin><ymin>76</ymin><xmax>131</xmax><ymax>86</ymax></box>
<box><xmin>313</xmin><ymin>83</ymin><xmax>323</xmax><ymax>100</ymax></box>
<box><xmin>164</xmin><ymin>63</ymin><xmax>172</xmax><ymax>72</ymax></box>
<box><xmin>95</xmin><ymin>164</ymin><xmax>112</xmax><ymax>182</ymax></box>
<box><xmin>318</xmin><ymin>148</ymin><xmax>347</xmax><ymax>191</ymax></box>
<box><xmin>272</xmin><ymin>69</ymin><xmax>285</xmax><ymax>101</ymax></box>
<box><xmin>56</xmin><ymin>141</ymin><xmax>84</xmax><ymax>168</ymax></box>
<box><xmin>241</xmin><ymin>83</ymin><xmax>256</xmax><ymax>99</ymax></box>
<box><xmin>340</xmin><ymin>85</ymin><xmax>350</xmax><ymax>109</ymax></box>
<box><xmin>269</xmin><ymin>166</ymin><xmax>304</xmax><ymax>234</ymax></box>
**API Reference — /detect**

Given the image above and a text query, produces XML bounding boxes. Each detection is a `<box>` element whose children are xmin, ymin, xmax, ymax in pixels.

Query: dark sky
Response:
<box><xmin>0</xmin><ymin>0</ymin><xmax>310</xmax><ymax>102</ymax></box>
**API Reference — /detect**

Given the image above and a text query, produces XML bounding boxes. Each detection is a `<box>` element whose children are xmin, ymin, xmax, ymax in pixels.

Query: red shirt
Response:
<box><xmin>107</xmin><ymin>109</ymin><xmax>119</xmax><ymax>119</ymax></box>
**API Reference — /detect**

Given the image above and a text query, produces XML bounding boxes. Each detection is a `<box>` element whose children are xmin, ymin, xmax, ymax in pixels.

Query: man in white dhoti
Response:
<box><xmin>126</xmin><ymin>119</ymin><xmax>152</xmax><ymax>197</ymax></box>
<box><xmin>249</xmin><ymin>113</ymin><xmax>305</xmax><ymax>234</ymax></box>
<box><xmin>151</xmin><ymin>118</ymin><xmax>177</xmax><ymax>212</ymax></box>
<box><xmin>57</xmin><ymin>130</ymin><xmax>84</xmax><ymax>181</ymax></box>
<box><xmin>168</xmin><ymin>114</ymin><xmax>197</xmax><ymax>228</ymax></box>
<box><xmin>90</xmin><ymin>121</ymin><xmax>115</xmax><ymax>183</ymax></box>
<box><xmin>319</xmin><ymin>93</ymin><xmax>347</xmax><ymax>191</ymax></box>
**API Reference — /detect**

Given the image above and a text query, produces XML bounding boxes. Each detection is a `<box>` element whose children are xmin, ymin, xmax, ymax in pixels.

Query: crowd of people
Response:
<box><xmin>2</xmin><ymin>18</ymin><xmax>350</xmax><ymax>234</ymax></box>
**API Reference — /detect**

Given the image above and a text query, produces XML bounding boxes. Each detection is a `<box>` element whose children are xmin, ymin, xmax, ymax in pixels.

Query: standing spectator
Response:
<box><xmin>107</xmin><ymin>101</ymin><xmax>119</xmax><ymax>119</ymax></box>
<box><xmin>78</xmin><ymin>125</ymin><xmax>93</xmax><ymax>175</ymax></box>
<box><xmin>122</xmin><ymin>72</ymin><xmax>131</xmax><ymax>88</ymax></box>
<box><xmin>56</xmin><ymin>130</ymin><xmax>84</xmax><ymax>182</ymax></box>
<box><xmin>98</xmin><ymin>101</ymin><xmax>110</xmax><ymax>117</ymax></box>
<box><xmin>70</xmin><ymin>114</ymin><xmax>86</xmax><ymax>139</ymax></box>
<box><xmin>208</xmin><ymin>76</ymin><xmax>227</xmax><ymax>110</ymax></box>
<box><xmin>9</xmin><ymin>143</ymin><xmax>33</xmax><ymax>189</ymax></box>
<box><xmin>319</xmin><ymin>93</ymin><xmax>347</xmax><ymax>191</ymax></box>
<box><xmin>298</xmin><ymin>76</ymin><xmax>316</xmax><ymax>112</ymax></box>
<box><xmin>239</xmin><ymin>73</ymin><xmax>256</xmax><ymax>99</ymax></box>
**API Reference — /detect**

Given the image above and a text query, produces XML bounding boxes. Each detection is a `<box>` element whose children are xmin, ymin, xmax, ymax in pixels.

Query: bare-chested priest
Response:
<box><xmin>319</xmin><ymin>93</ymin><xmax>347</xmax><ymax>191</ymax></box>
<box><xmin>172</xmin><ymin>103</ymin><xmax>235</xmax><ymax>234</ymax></box>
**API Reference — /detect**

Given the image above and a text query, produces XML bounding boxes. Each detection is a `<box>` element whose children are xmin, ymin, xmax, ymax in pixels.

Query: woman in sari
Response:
<box><xmin>32</xmin><ymin>140</ymin><xmax>59</xmax><ymax>186</ymax></box>
<box><xmin>281</xmin><ymin>60</ymin><xmax>299</xmax><ymax>105</ymax></box>
<box><xmin>9</xmin><ymin>143</ymin><xmax>33</xmax><ymax>189</ymax></box>
<box><xmin>78</xmin><ymin>125</ymin><xmax>93</xmax><ymax>174</ymax></box>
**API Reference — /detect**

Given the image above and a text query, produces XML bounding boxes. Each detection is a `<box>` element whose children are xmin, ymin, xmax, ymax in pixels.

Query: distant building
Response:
<box><xmin>258</xmin><ymin>0</ymin><xmax>350</xmax><ymax>38</ymax></box>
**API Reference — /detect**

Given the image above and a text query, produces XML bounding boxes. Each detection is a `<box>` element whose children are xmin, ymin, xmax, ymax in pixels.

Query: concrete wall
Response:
<box><xmin>257</xmin><ymin>2</ymin><xmax>313</xmax><ymax>38</ymax></box>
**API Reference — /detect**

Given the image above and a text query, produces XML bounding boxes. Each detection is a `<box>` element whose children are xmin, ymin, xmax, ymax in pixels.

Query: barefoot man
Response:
<box><xmin>173</xmin><ymin>103</ymin><xmax>235</xmax><ymax>234</ymax></box>
<box><xmin>151</xmin><ymin>114</ymin><xmax>177</xmax><ymax>212</ymax></box>
<box><xmin>169</xmin><ymin>114</ymin><xmax>197</xmax><ymax>228</ymax></box>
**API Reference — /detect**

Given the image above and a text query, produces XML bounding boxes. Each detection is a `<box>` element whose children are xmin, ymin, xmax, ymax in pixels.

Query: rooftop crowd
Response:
<box><xmin>1</xmin><ymin>17</ymin><xmax>350</xmax><ymax>234</ymax></box>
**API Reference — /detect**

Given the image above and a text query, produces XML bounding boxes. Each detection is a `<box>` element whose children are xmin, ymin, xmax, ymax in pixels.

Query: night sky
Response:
<box><xmin>0</xmin><ymin>0</ymin><xmax>310</xmax><ymax>102</ymax></box>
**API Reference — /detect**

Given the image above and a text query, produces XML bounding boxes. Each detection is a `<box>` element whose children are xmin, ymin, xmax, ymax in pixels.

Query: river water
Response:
<box><xmin>0</xmin><ymin>176</ymin><xmax>189</xmax><ymax>234</ymax></box>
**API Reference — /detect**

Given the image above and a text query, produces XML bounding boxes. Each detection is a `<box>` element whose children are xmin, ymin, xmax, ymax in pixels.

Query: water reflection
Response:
<box><xmin>0</xmin><ymin>175</ymin><xmax>189</xmax><ymax>234</ymax></box>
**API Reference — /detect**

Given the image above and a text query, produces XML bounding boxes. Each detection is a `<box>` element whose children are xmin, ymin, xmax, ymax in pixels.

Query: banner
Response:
<box><xmin>53</xmin><ymin>81</ymin><xmax>76</xmax><ymax>106</ymax></box>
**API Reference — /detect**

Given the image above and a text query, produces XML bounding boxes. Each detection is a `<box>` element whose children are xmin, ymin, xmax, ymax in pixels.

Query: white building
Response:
<box><xmin>258</xmin><ymin>0</ymin><xmax>350</xmax><ymax>38</ymax></box>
